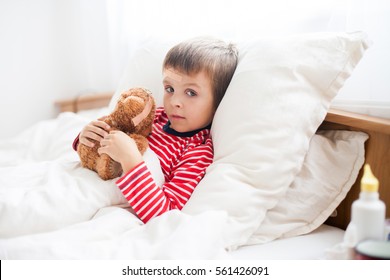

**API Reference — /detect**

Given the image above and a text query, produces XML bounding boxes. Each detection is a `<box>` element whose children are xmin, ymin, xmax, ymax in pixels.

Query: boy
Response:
<box><xmin>74</xmin><ymin>37</ymin><xmax>238</xmax><ymax>223</ymax></box>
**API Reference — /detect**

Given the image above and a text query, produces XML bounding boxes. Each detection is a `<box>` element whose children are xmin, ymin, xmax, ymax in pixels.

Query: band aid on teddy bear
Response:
<box><xmin>132</xmin><ymin>95</ymin><xmax>153</xmax><ymax>127</ymax></box>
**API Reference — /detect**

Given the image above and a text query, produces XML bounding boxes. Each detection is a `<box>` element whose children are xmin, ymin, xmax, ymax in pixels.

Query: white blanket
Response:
<box><xmin>0</xmin><ymin>111</ymin><xmax>229</xmax><ymax>259</ymax></box>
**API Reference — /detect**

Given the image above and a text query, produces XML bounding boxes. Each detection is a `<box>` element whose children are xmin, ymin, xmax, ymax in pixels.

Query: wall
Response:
<box><xmin>0</xmin><ymin>0</ymin><xmax>114</xmax><ymax>140</ymax></box>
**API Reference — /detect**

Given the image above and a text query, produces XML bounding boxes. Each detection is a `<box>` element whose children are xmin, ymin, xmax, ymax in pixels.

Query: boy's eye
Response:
<box><xmin>165</xmin><ymin>86</ymin><xmax>174</xmax><ymax>93</ymax></box>
<box><xmin>186</xmin><ymin>90</ymin><xmax>197</xmax><ymax>97</ymax></box>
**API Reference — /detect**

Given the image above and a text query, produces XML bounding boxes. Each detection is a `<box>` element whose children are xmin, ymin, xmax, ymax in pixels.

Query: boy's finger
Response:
<box><xmin>80</xmin><ymin>137</ymin><xmax>95</xmax><ymax>148</ymax></box>
<box><xmin>93</xmin><ymin>120</ymin><xmax>110</xmax><ymax>130</ymax></box>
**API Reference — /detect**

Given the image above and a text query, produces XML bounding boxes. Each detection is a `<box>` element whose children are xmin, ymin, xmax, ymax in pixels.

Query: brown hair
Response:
<box><xmin>163</xmin><ymin>37</ymin><xmax>238</xmax><ymax>110</ymax></box>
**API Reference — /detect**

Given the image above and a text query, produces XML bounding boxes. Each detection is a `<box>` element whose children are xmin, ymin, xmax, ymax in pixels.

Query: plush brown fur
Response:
<box><xmin>77</xmin><ymin>87</ymin><xmax>156</xmax><ymax>180</ymax></box>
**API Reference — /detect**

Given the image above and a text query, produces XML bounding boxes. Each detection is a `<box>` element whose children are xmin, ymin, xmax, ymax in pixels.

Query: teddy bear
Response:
<box><xmin>77</xmin><ymin>87</ymin><xmax>156</xmax><ymax>180</ymax></box>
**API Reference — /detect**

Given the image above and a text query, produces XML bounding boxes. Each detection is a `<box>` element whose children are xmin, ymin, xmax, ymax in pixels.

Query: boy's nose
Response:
<box><xmin>170</xmin><ymin>95</ymin><xmax>183</xmax><ymax>108</ymax></box>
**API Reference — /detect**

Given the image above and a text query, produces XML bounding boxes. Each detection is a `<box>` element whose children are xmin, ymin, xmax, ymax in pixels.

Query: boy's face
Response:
<box><xmin>162</xmin><ymin>67</ymin><xmax>215</xmax><ymax>133</ymax></box>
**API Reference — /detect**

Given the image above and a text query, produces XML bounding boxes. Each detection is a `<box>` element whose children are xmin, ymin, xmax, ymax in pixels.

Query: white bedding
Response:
<box><xmin>0</xmin><ymin>110</ymin><xmax>230</xmax><ymax>259</ymax></box>
<box><xmin>229</xmin><ymin>224</ymin><xmax>344</xmax><ymax>260</ymax></box>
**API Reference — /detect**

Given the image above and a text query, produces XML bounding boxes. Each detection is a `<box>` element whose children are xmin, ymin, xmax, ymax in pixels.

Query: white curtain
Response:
<box><xmin>102</xmin><ymin>0</ymin><xmax>390</xmax><ymax>109</ymax></box>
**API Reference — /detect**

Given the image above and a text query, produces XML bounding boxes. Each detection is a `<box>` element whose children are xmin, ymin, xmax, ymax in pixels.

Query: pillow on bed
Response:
<box><xmin>247</xmin><ymin>130</ymin><xmax>368</xmax><ymax>245</ymax></box>
<box><xmin>110</xmin><ymin>32</ymin><xmax>369</xmax><ymax>250</ymax></box>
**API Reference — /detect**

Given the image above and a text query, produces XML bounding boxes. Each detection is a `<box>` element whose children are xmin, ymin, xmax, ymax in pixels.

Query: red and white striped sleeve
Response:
<box><xmin>116</xmin><ymin>139</ymin><xmax>213</xmax><ymax>223</ymax></box>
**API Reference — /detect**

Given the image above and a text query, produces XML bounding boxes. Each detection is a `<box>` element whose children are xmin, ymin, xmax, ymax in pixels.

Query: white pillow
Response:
<box><xmin>110</xmin><ymin>32</ymin><xmax>369</xmax><ymax>250</ymax></box>
<box><xmin>247</xmin><ymin>130</ymin><xmax>368</xmax><ymax>245</ymax></box>
<box><xmin>183</xmin><ymin>32</ymin><xmax>368</xmax><ymax>250</ymax></box>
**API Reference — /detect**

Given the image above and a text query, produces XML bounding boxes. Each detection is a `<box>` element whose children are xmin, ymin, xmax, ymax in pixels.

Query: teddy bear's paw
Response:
<box><xmin>97</xmin><ymin>161</ymin><xmax>122</xmax><ymax>181</ymax></box>
<box><xmin>108</xmin><ymin>161</ymin><xmax>123</xmax><ymax>179</ymax></box>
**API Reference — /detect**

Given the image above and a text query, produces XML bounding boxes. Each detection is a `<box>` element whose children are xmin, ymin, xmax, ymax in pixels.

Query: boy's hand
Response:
<box><xmin>79</xmin><ymin>118</ymin><xmax>110</xmax><ymax>148</ymax></box>
<box><xmin>98</xmin><ymin>131</ymin><xmax>143</xmax><ymax>173</ymax></box>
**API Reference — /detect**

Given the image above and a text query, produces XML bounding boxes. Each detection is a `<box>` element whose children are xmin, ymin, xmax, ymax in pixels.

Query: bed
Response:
<box><xmin>0</xmin><ymin>31</ymin><xmax>389</xmax><ymax>260</ymax></box>
<box><xmin>53</xmin><ymin>96</ymin><xmax>390</xmax><ymax>260</ymax></box>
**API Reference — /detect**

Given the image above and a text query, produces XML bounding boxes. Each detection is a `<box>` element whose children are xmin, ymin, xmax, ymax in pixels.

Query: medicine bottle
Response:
<box><xmin>351</xmin><ymin>164</ymin><xmax>386</xmax><ymax>243</ymax></box>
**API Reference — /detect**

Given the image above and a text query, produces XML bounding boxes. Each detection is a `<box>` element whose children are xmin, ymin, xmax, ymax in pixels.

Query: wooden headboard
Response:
<box><xmin>55</xmin><ymin>92</ymin><xmax>114</xmax><ymax>113</ymax></box>
<box><xmin>320</xmin><ymin>109</ymin><xmax>390</xmax><ymax>230</ymax></box>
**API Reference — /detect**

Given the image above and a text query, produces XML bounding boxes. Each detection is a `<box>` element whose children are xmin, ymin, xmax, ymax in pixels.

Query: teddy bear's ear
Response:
<box><xmin>120</xmin><ymin>90</ymin><xmax>133</xmax><ymax>100</ymax></box>
<box><xmin>143</xmin><ymin>88</ymin><xmax>153</xmax><ymax>96</ymax></box>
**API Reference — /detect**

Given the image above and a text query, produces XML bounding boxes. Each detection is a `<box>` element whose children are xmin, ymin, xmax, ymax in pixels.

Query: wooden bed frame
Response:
<box><xmin>321</xmin><ymin>109</ymin><xmax>390</xmax><ymax>230</ymax></box>
<box><xmin>55</xmin><ymin>92</ymin><xmax>114</xmax><ymax>113</ymax></box>
<box><xmin>56</xmin><ymin>93</ymin><xmax>390</xmax><ymax>231</ymax></box>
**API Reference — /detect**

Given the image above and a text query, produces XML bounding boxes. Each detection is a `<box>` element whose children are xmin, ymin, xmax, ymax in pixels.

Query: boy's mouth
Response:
<box><xmin>171</xmin><ymin>114</ymin><xmax>185</xmax><ymax>120</ymax></box>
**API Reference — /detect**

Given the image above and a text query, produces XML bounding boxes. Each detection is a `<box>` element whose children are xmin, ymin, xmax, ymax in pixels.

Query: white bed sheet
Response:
<box><xmin>229</xmin><ymin>224</ymin><xmax>344</xmax><ymax>260</ymax></box>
